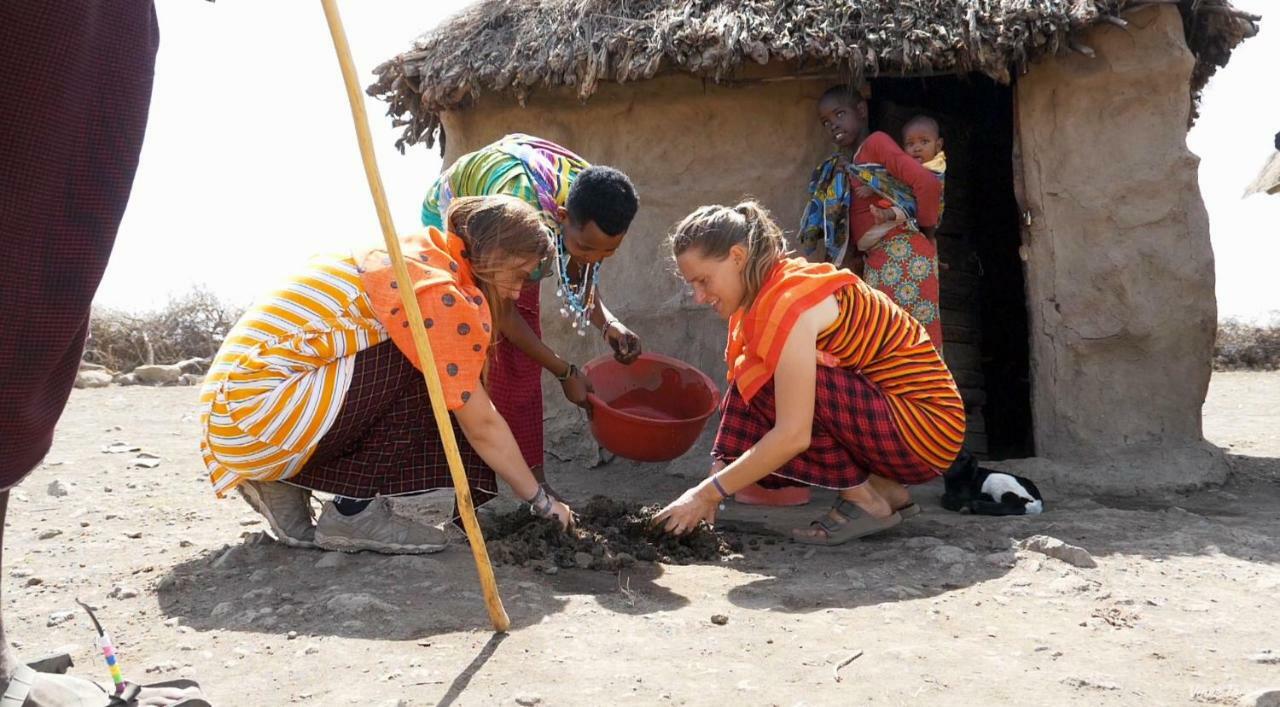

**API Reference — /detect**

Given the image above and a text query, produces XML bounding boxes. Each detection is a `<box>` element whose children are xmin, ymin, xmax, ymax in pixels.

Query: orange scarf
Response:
<box><xmin>726</xmin><ymin>258</ymin><xmax>858</xmax><ymax>402</ymax></box>
<box><xmin>355</xmin><ymin>228</ymin><xmax>492</xmax><ymax>410</ymax></box>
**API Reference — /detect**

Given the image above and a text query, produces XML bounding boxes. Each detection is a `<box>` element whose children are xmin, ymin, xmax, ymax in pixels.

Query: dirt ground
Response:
<box><xmin>5</xmin><ymin>372</ymin><xmax>1278</xmax><ymax>706</ymax></box>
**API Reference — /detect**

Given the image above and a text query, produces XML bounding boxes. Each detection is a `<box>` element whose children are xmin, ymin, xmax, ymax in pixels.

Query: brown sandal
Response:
<box><xmin>792</xmin><ymin>499</ymin><xmax>902</xmax><ymax>546</ymax></box>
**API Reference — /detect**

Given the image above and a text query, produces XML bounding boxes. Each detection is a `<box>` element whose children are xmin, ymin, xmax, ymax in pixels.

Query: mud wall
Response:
<box><xmin>440</xmin><ymin>73</ymin><xmax>832</xmax><ymax>460</ymax></box>
<box><xmin>1013</xmin><ymin>5</ymin><xmax>1225</xmax><ymax>490</ymax></box>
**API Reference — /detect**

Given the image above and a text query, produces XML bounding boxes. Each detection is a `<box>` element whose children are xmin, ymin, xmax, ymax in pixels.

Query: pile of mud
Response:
<box><xmin>483</xmin><ymin>496</ymin><xmax>744</xmax><ymax>571</ymax></box>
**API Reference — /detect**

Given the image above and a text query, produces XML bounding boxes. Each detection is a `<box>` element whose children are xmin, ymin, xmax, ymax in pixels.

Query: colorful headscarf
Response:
<box><xmin>423</xmin><ymin>133</ymin><xmax>589</xmax><ymax>240</ymax></box>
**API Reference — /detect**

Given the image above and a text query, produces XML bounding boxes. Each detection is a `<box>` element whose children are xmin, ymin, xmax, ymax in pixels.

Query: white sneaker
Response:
<box><xmin>314</xmin><ymin>497</ymin><xmax>449</xmax><ymax>554</ymax></box>
<box><xmin>239</xmin><ymin>480</ymin><xmax>316</xmax><ymax>548</ymax></box>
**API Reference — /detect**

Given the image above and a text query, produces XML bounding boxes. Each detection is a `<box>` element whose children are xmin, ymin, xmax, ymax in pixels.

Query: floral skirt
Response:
<box><xmin>863</xmin><ymin>226</ymin><xmax>943</xmax><ymax>350</ymax></box>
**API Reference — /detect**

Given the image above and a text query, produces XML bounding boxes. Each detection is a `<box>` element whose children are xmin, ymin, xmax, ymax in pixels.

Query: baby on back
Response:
<box><xmin>856</xmin><ymin>114</ymin><xmax>947</xmax><ymax>252</ymax></box>
<box><xmin>902</xmin><ymin>114</ymin><xmax>946</xmax><ymax>173</ymax></box>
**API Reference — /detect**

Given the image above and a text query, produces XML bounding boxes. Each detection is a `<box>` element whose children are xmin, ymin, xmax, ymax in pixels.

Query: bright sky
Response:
<box><xmin>98</xmin><ymin>0</ymin><xmax>1278</xmax><ymax>323</ymax></box>
<box><xmin>1186</xmin><ymin>0</ymin><xmax>1277</xmax><ymax>323</ymax></box>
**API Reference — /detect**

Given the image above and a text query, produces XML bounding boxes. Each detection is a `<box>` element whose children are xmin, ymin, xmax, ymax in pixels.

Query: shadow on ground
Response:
<box><xmin>722</xmin><ymin>453</ymin><xmax>1280</xmax><ymax>615</ymax></box>
<box><xmin>157</xmin><ymin>453</ymin><xmax>1279</xmax><ymax>634</ymax></box>
<box><xmin>154</xmin><ymin>534</ymin><xmax>700</xmax><ymax>640</ymax></box>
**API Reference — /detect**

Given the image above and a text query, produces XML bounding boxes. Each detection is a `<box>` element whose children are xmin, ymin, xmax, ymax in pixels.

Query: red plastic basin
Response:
<box><xmin>583</xmin><ymin>352</ymin><xmax>720</xmax><ymax>462</ymax></box>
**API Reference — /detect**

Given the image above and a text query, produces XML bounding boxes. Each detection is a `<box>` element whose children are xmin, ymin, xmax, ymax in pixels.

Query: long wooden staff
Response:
<box><xmin>318</xmin><ymin>0</ymin><xmax>510</xmax><ymax>633</ymax></box>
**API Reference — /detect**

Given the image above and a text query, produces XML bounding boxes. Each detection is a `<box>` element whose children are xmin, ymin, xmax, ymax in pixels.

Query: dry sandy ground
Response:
<box><xmin>5</xmin><ymin>372</ymin><xmax>1279</xmax><ymax>706</ymax></box>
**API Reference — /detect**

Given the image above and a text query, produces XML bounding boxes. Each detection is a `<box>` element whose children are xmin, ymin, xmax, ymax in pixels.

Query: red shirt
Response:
<box><xmin>847</xmin><ymin>131</ymin><xmax>943</xmax><ymax>242</ymax></box>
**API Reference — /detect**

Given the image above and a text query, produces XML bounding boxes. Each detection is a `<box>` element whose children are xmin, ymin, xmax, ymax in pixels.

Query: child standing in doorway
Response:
<box><xmin>799</xmin><ymin>87</ymin><xmax>945</xmax><ymax>349</ymax></box>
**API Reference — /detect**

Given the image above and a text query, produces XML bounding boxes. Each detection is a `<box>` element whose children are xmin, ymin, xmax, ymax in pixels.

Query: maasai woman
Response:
<box><xmin>799</xmin><ymin>86</ymin><xmax>945</xmax><ymax>349</ymax></box>
<box><xmin>422</xmin><ymin>134</ymin><xmax>641</xmax><ymax>498</ymax></box>
<box><xmin>655</xmin><ymin>201</ymin><xmax>965</xmax><ymax>545</ymax></box>
<box><xmin>200</xmin><ymin>196</ymin><xmax>573</xmax><ymax>554</ymax></box>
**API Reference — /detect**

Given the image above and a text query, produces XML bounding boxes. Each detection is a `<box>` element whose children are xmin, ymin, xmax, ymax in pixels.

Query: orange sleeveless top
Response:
<box><xmin>726</xmin><ymin>258</ymin><xmax>964</xmax><ymax>469</ymax></box>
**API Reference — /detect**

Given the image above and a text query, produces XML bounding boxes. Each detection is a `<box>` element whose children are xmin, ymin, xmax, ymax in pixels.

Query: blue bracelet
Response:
<box><xmin>710</xmin><ymin>475</ymin><xmax>730</xmax><ymax>500</ymax></box>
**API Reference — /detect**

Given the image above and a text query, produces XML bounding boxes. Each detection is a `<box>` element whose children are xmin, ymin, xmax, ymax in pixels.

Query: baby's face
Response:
<box><xmin>903</xmin><ymin>126</ymin><xmax>942</xmax><ymax>163</ymax></box>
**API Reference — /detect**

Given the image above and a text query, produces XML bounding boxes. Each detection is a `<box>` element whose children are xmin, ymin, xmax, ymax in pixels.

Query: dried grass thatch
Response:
<box><xmin>369</xmin><ymin>0</ymin><xmax>1259</xmax><ymax>151</ymax></box>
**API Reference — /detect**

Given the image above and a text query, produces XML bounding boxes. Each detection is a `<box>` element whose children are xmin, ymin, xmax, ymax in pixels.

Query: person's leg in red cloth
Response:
<box><xmin>716</xmin><ymin>384</ymin><xmax>812</xmax><ymax>506</ymax></box>
<box><xmin>0</xmin><ymin>3</ymin><xmax>203</xmax><ymax>704</ymax></box>
<box><xmin>282</xmin><ymin>340</ymin><xmax>499</xmax><ymax>552</ymax></box>
<box><xmin>486</xmin><ymin>281</ymin><xmax>550</xmax><ymax>485</ymax></box>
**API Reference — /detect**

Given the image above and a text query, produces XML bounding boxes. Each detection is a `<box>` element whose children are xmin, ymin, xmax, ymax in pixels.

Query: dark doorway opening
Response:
<box><xmin>868</xmin><ymin>74</ymin><xmax>1033</xmax><ymax>459</ymax></box>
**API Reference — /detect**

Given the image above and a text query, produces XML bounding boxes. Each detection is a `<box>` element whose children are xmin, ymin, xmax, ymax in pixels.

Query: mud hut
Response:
<box><xmin>370</xmin><ymin>0</ymin><xmax>1259</xmax><ymax>493</ymax></box>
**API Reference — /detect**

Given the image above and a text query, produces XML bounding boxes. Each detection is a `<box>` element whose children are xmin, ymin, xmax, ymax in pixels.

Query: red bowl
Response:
<box><xmin>583</xmin><ymin>353</ymin><xmax>720</xmax><ymax>462</ymax></box>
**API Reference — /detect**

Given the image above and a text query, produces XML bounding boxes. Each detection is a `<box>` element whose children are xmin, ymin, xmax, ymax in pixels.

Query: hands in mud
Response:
<box><xmin>548</xmin><ymin>499</ymin><xmax>576</xmax><ymax>530</ymax></box>
<box><xmin>653</xmin><ymin>483</ymin><xmax>720</xmax><ymax>536</ymax></box>
<box><xmin>529</xmin><ymin>483</ymin><xmax>576</xmax><ymax>530</ymax></box>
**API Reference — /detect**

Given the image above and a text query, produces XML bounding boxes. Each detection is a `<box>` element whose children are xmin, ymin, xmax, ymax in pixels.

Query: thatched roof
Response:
<box><xmin>369</xmin><ymin>0</ymin><xmax>1260</xmax><ymax>151</ymax></box>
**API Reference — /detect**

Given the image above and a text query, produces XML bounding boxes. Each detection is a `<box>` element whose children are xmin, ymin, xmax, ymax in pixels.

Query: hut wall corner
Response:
<box><xmin>1014</xmin><ymin>5</ymin><xmax>1224</xmax><ymax>488</ymax></box>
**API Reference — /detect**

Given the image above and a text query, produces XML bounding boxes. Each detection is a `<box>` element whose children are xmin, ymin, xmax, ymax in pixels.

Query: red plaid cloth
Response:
<box><xmin>713</xmin><ymin>364</ymin><xmax>942</xmax><ymax>489</ymax></box>
<box><xmin>0</xmin><ymin>2</ymin><xmax>158</xmax><ymax>489</ymax></box>
<box><xmin>485</xmin><ymin>281</ymin><xmax>544</xmax><ymax>469</ymax></box>
<box><xmin>289</xmin><ymin>340</ymin><xmax>497</xmax><ymax>502</ymax></box>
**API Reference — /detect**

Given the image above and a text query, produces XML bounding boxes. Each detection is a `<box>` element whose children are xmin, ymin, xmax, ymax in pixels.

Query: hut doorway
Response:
<box><xmin>868</xmin><ymin>74</ymin><xmax>1032</xmax><ymax>459</ymax></box>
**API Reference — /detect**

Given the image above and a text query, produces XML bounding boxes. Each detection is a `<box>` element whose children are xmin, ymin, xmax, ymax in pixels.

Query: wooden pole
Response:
<box><xmin>318</xmin><ymin>0</ymin><xmax>510</xmax><ymax>633</ymax></box>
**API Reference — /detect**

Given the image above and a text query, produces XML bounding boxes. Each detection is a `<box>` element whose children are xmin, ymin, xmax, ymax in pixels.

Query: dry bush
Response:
<box><xmin>1215</xmin><ymin>316</ymin><xmax>1280</xmax><ymax>371</ymax></box>
<box><xmin>86</xmin><ymin>287</ymin><xmax>243</xmax><ymax>372</ymax></box>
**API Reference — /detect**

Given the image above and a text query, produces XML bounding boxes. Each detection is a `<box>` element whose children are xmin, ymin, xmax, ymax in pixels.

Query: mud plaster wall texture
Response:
<box><xmin>1010</xmin><ymin>5</ymin><xmax>1225</xmax><ymax>493</ymax></box>
<box><xmin>439</xmin><ymin>75</ymin><xmax>832</xmax><ymax>465</ymax></box>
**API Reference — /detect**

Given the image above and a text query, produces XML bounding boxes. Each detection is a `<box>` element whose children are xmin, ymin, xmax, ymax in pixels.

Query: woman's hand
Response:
<box><xmin>653</xmin><ymin>483</ymin><xmax>721</xmax><ymax>535</ymax></box>
<box><xmin>559</xmin><ymin>366</ymin><xmax>593</xmax><ymax>409</ymax></box>
<box><xmin>871</xmin><ymin>205</ymin><xmax>896</xmax><ymax>224</ymax></box>
<box><xmin>604</xmin><ymin>320</ymin><xmax>642</xmax><ymax>364</ymax></box>
<box><xmin>525</xmin><ymin>484</ymin><xmax>575</xmax><ymax>530</ymax></box>
<box><xmin>548</xmin><ymin>499</ymin><xmax>575</xmax><ymax>530</ymax></box>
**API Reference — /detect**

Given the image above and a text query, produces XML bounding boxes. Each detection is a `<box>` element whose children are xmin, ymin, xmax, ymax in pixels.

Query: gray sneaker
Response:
<box><xmin>314</xmin><ymin>497</ymin><xmax>449</xmax><ymax>554</ymax></box>
<box><xmin>238</xmin><ymin>480</ymin><xmax>317</xmax><ymax>548</ymax></box>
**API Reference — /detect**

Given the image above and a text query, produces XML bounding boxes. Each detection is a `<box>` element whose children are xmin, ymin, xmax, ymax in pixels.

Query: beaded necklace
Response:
<box><xmin>553</xmin><ymin>234</ymin><xmax>598</xmax><ymax>336</ymax></box>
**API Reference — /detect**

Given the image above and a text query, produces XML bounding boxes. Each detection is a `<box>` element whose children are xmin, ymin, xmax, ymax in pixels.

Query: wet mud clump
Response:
<box><xmin>484</xmin><ymin>496</ymin><xmax>743</xmax><ymax>571</ymax></box>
